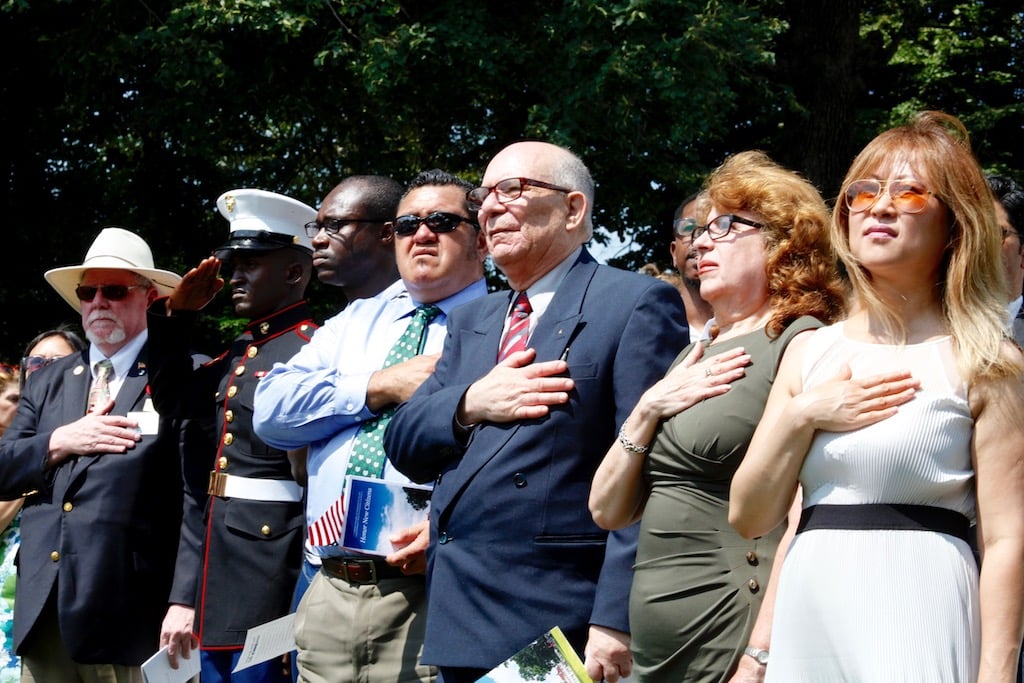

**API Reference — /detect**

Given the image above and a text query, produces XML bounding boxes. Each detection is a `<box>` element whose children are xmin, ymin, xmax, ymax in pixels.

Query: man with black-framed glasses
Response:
<box><xmin>385</xmin><ymin>141</ymin><xmax>688</xmax><ymax>683</ymax></box>
<box><xmin>669</xmin><ymin>191</ymin><xmax>714</xmax><ymax>339</ymax></box>
<box><xmin>254</xmin><ymin>168</ymin><xmax>488</xmax><ymax>683</ymax></box>
<box><xmin>304</xmin><ymin>175</ymin><xmax>403</xmax><ymax>301</ymax></box>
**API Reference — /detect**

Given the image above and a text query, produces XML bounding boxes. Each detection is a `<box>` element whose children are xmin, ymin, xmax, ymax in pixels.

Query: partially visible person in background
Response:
<box><xmin>0</xmin><ymin>367</ymin><xmax>18</xmax><ymax>439</ymax></box>
<box><xmin>986</xmin><ymin>174</ymin><xmax>1024</xmax><ymax>345</ymax></box>
<box><xmin>670</xmin><ymin>192</ymin><xmax>715</xmax><ymax>340</ymax></box>
<box><xmin>639</xmin><ymin>263</ymin><xmax>686</xmax><ymax>301</ymax></box>
<box><xmin>18</xmin><ymin>327</ymin><xmax>86</xmax><ymax>389</ymax></box>
<box><xmin>0</xmin><ymin>327</ymin><xmax>86</xmax><ymax>682</ymax></box>
<box><xmin>0</xmin><ymin>362</ymin><xmax>17</xmax><ymax>683</ymax></box>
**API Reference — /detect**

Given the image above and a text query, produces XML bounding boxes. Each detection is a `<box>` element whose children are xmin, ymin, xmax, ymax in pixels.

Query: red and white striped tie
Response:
<box><xmin>498</xmin><ymin>292</ymin><xmax>532</xmax><ymax>361</ymax></box>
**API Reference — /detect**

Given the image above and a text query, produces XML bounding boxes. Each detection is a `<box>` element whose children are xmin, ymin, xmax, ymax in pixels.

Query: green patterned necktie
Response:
<box><xmin>346</xmin><ymin>304</ymin><xmax>442</xmax><ymax>478</ymax></box>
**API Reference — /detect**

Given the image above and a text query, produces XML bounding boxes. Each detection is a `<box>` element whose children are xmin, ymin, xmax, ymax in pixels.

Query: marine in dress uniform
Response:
<box><xmin>147</xmin><ymin>189</ymin><xmax>318</xmax><ymax>683</ymax></box>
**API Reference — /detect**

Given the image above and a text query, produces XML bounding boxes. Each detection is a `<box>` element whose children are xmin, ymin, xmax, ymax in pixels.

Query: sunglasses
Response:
<box><xmin>692</xmin><ymin>214</ymin><xmax>766</xmax><ymax>241</ymax></box>
<box><xmin>389</xmin><ymin>212</ymin><xmax>477</xmax><ymax>237</ymax></box>
<box><xmin>844</xmin><ymin>179</ymin><xmax>933</xmax><ymax>214</ymax></box>
<box><xmin>466</xmin><ymin>177</ymin><xmax>572</xmax><ymax>211</ymax></box>
<box><xmin>21</xmin><ymin>355</ymin><xmax>67</xmax><ymax>374</ymax></box>
<box><xmin>74</xmin><ymin>284</ymin><xmax>146</xmax><ymax>302</ymax></box>
<box><xmin>304</xmin><ymin>217</ymin><xmax>388</xmax><ymax>238</ymax></box>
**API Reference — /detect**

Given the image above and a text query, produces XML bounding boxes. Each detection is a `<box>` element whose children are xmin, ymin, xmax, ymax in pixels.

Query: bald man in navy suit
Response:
<box><xmin>385</xmin><ymin>141</ymin><xmax>688</xmax><ymax>683</ymax></box>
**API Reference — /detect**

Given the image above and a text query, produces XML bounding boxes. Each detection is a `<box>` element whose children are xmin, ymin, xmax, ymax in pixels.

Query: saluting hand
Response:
<box><xmin>167</xmin><ymin>256</ymin><xmax>224</xmax><ymax>313</ymax></box>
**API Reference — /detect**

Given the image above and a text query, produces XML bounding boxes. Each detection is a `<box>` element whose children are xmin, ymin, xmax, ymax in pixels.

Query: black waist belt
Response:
<box><xmin>796</xmin><ymin>504</ymin><xmax>970</xmax><ymax>542</ymax></box>
<box><xmin>320</xmin><ymin>556</ymin><xmax>410</xmax><ymax>584</ymax></box>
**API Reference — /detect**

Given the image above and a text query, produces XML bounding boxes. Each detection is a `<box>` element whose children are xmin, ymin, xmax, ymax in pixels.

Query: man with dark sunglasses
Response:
<box><xmin>0</xmin><ymin>227</ymin><xmax>196</xmax><ymax>682</ymax></box>
<box><xmin>145</xmin><ymin>189</ymin><xmax>320</xmax><ymax>682</ymax></box>
<box><xmin>384</xmin><ymin>142</ymin><xmax>688</xmax><ymax>683</ymax></box>
<box><xmin>254</xmin><ymin>169</ymin><xmax>488</xmax><ymax>683</ymax></box>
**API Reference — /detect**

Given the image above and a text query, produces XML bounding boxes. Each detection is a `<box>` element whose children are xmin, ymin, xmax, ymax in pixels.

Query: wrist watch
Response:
<box><xmin>744</xmin><ymin>646</ymin><xmax>769</xmax><ymax>665</ymax></box>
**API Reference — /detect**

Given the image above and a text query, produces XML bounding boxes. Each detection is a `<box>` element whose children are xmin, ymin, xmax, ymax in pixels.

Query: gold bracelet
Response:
<box><xmin>617</xmin><ymin>423</ymin><xmax>649</xmax><ymax>454</ymax></box>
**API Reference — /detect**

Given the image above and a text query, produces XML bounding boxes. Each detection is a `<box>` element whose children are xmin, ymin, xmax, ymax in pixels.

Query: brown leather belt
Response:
<box><xmin>320</xmin><ymin>556</ymin><xmax>408</xmax><ymax>585</ymax></box>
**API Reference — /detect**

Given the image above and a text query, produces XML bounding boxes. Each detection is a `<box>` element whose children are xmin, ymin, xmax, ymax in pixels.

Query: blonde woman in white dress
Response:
<box><xmin>730</xmin><ymin>111</ymin><xmax>1024</xmax><ymax>682</ymax></box>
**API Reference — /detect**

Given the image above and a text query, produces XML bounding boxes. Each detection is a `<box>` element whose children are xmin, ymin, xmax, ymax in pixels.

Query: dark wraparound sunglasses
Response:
<box><xmin>389</xmin><ymin>212</ymin><xmax>478</xmax><ymax>237</ymax></box>
<box><xmin>75</xmin><ymin>284</ymin><xmax>146</xmax><ymax>302</ymax></box>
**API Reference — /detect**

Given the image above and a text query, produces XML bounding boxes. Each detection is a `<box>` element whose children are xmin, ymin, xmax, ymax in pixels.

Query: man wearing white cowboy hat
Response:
<box><xmin>0</xmin><ymin>227</ymin><xmax>198</xmax><ymax>682</ymax></box>
<box><xmin>146</xmin><ymin>189</ymin><xmax>319</xmax><ymax>683</ymax></box>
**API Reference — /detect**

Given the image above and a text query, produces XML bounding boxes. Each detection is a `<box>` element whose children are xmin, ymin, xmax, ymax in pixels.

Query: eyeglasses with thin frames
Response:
<box><xmin>75</xmin><ymin>284</ymin><xmax>146</xmax><ymax>302</ymax></box>
<box><xmin>304</xmin><ymin>217</ymin><xmax>388</xmax><ymax>238</ymax></box>
<box><xmin>844</xmin><ymin>179</ymin><xmax>934</xmax><ymax>214</ymax></box>
<box><xmin>673</xmin><ymin>217</ymin><xmax>698</xmax><ymax>239</ymax></box>
<box><xmin>692</xmin><ymin>214</ymin><xmax>766</xmax><ymax>241</ymax></box>
<box><xmin>467</xmin><ymin>177</ymin><xmax>572</xmax><ymax>211</ymax></box>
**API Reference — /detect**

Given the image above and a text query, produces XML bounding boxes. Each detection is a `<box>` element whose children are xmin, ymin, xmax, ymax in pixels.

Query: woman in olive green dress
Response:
<box><xmin>590</xmin><ymin>150</ymin><xmax>845</xmax><ymax>682</ymax></box>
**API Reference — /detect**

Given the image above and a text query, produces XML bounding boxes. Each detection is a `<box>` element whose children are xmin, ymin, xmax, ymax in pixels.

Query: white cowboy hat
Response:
<box><xmin>44</xmin><ymin>227</ymin><xmax>183</xmax><ymax>312</ymax></box>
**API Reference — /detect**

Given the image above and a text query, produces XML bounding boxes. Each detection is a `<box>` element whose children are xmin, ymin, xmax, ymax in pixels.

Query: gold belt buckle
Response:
<box><xmin>208</xmin><ymin>471</ymin><xmax>228</xmax><ymax>497</ymax></box>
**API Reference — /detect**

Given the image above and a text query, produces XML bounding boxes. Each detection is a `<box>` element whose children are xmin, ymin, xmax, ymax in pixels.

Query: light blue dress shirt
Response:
<box><xmin>253</xmin><ymin>278</ymin><xmax>487</xmax><ymax>557</ymax></box>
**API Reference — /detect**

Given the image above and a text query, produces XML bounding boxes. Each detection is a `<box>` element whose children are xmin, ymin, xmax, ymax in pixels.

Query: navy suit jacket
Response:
<box><xmin>0</xmin><ymin>345</ymin><xmax>192</xmax><ymax>665</ymax></box>
<box><xmin>385</xmin><ymin>249</ymin><xmax>689</xmax><ymax>669</ymax></box>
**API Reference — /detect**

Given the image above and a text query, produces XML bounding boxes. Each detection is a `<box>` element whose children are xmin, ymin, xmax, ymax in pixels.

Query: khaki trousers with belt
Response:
<box><xmin>294</xmin><ymin>568</ymin><xmax>436</xmax><ymax>683</ymax></box>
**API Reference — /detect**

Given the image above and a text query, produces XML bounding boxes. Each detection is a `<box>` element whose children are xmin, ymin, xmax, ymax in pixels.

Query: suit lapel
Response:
<box><xmin>436</xmin><ymin>254</ymin><xmax>599</xmax><ymax>513</ymax></box>
<box><xmin>70</xmin><ymin>347</ymin><xmax>150</xmax><ymax>481</ymax></box>
<box><xmin>62</xmin><ymin>353</ymin><xmax>92</xmax><ymax>425</ymax></box>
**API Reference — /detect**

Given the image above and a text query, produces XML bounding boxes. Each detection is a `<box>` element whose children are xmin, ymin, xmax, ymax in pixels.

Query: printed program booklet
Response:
<box><xmin>341</xmin><ymin>475</ymin><xmax>432</xmax><ymax>556</ymax></box>
<box><xmin>477</xmin><ymin>626</ymin><xmax>594</xmax><ymax>683</ymax></box>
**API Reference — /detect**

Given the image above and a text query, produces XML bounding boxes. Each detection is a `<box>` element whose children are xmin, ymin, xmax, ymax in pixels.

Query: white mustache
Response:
<box><xmin>86</xmin><ymin>310</ymin><xmax>120</xmax><ymax>325</ymax></box>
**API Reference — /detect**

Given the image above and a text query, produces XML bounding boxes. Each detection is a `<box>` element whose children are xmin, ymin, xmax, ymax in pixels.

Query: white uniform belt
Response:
<box><xmin>208</xmin><ymin>472</ymin><xmax>303</xmax><ymax>502</ymax></box>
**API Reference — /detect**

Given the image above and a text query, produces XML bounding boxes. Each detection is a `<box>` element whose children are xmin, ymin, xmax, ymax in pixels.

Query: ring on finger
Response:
<box><xmin>705</xmin><ymin>366</ymin><xmax>713</xmax><ymax>378</ymax></box>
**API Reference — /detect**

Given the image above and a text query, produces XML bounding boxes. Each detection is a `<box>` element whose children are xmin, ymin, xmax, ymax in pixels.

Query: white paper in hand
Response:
<box><xmin>141</xmin><ymin>645</ymin><xmax>201</xmax><ymax>683</ymax></box>
<box><xmin>232</xmin><ymin>613</ymin><xmax>297</xmax><ymax>672</ymax></box>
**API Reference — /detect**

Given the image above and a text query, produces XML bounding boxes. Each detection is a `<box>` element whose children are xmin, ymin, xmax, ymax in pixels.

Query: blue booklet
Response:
<box><xmin>477</xmin><ymin>626</ymin><xmax>593</xmax><ymax>683</ymax></box>
<box><xmin>341</xmin><ymin>476</ymin><xmax>432</xmax><ymax>556</ymax></box>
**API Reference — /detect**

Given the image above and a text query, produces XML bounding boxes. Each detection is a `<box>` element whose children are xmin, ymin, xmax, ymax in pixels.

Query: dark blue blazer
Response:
<box><xmin>385</xmin><ymin>250</ymin><xmax>689</xmax><ymax>669</ymax></box>
<box><xmin>0</xmin><ymin>345</ymin><xmax>192</xmax><ymax>666</ymax></box>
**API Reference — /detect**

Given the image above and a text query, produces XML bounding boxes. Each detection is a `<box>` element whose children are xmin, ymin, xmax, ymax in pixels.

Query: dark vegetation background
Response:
<box><xmin>1</xmin><ymin>0</ymin><xmax>1021</xmax><ymax>359</ymax></box>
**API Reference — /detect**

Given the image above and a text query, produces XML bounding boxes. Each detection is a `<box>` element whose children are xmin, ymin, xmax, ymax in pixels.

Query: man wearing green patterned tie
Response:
<box><xmin>253</xmin><ymin>169</ymin><xmax>488</xmax><ymax>683</ymax></box>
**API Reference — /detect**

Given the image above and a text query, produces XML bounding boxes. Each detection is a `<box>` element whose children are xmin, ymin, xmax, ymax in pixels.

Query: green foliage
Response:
<box><xmin>0</xmin><ymin>0</ymin><xmax>1021</xmax><ymax>361</ymax></box>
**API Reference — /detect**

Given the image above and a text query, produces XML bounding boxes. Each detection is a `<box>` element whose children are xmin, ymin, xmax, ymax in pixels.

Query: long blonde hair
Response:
<box><xmin>831</xmin><ymin>111</ymin><xmax>1015</xmax><ymax>380</ymax></box>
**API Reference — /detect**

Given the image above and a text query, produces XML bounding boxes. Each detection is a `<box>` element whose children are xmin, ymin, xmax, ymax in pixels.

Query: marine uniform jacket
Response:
<box><xmin>384</xmin><ymin>249</ymin><xmax>689</xmax><ymax>669</ymax></box>
<box><xmin>147</xmin><ymin>300</ymin><xmax>316</xmax><ymax>648</ymax></box>
<box><xmin>0</xmin><ymin>344</ymin><xmax>192</xmax><ymax>666</ymax></box>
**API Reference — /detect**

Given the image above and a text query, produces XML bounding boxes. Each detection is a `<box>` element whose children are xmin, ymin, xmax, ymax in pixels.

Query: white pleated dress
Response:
<box><xmin>766</xmin><ymin>323</ymin><xmax>980</xmax><ymax>683</ymax></box>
